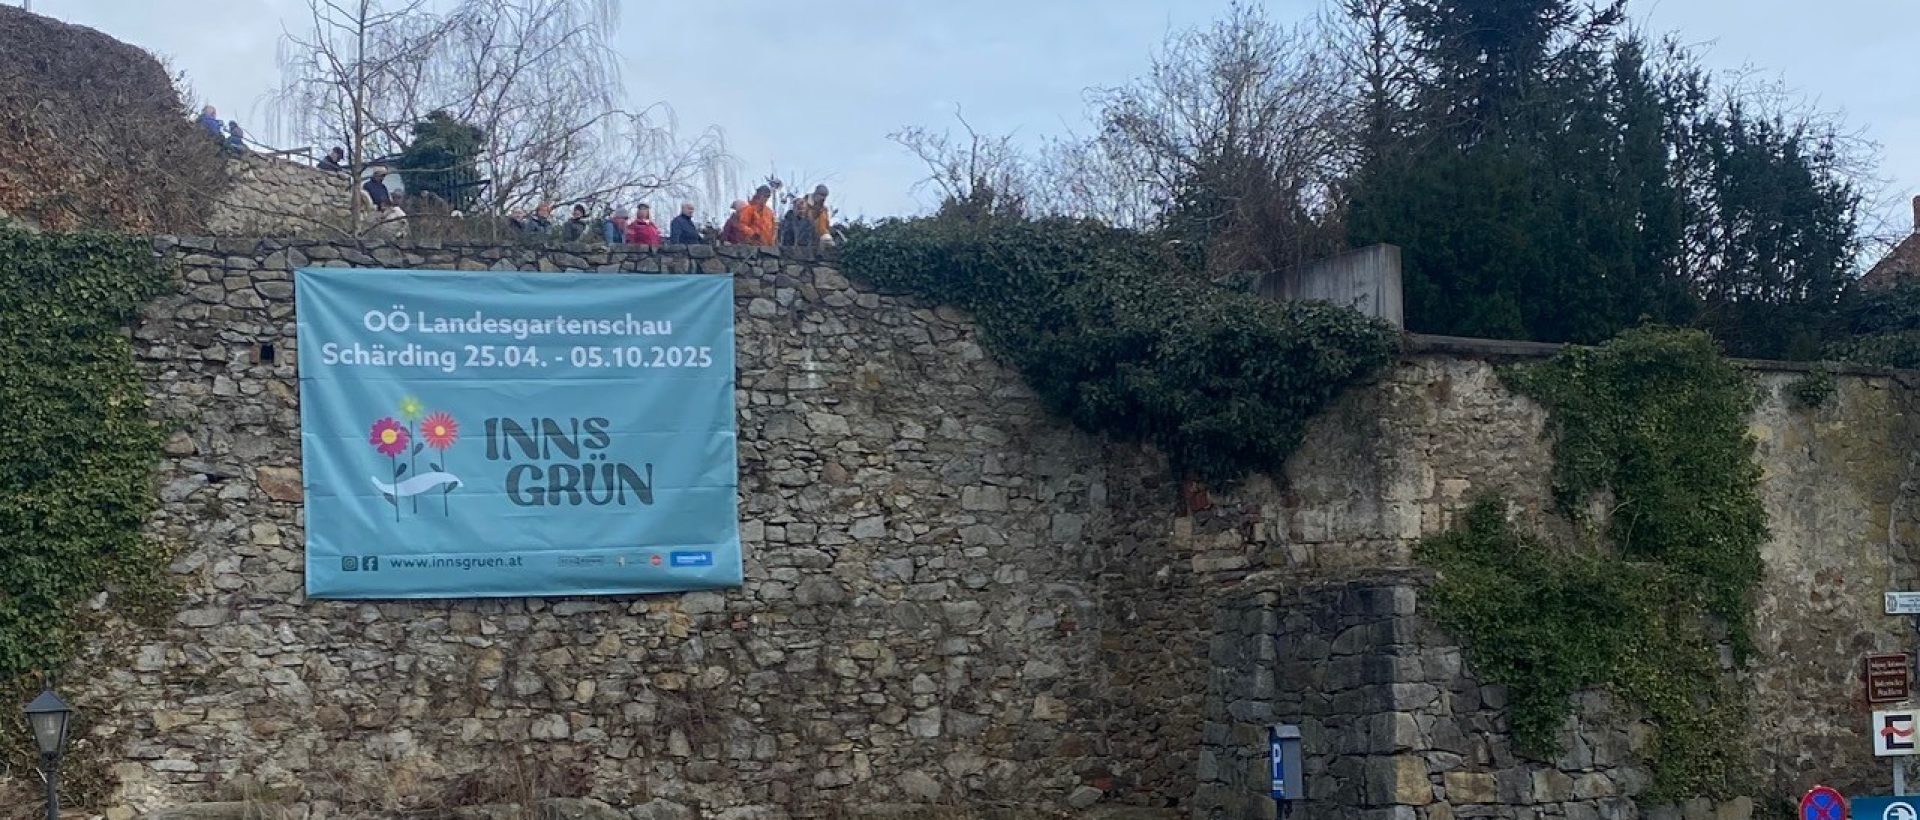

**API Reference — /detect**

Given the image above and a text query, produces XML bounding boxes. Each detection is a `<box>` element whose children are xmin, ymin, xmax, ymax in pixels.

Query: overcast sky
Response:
<box><xmin>26</xmin><ymin>0</ymin><xmax>1920</xmax><ymax>245</ymax></box>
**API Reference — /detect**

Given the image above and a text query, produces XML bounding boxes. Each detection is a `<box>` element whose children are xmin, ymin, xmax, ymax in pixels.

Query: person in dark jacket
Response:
<box><xmin>669</xmin><ymin>202</ymin><xmax>701</xmax><ymax>244</ymax></box>
<box><xmin>562</xmin><ymin>204</ymin><xmax>593</xmax><ymax>241</ymax></box>
<box><xmin>362</xmin><ymin>168</ymin><xmax>393</xmax><ymax>210</ymax></box>
<box><xmin>525</xmin><ymin>200</ymin><xmax>555</xmax><ymax>234</ymax></box>
<box><xmin>318</xmin><ymin>146</ymin><xmax>346</xmax><ymax>173</ymax></box>
<box><xmin>778</xmin><ymin>197</ymin><xmax>816</xmax><ymax>247</ymax></box>
<box><xmin>225</xmin><ymin>121</ymin><xmax>248</xmax><ymax>152</ymax></box>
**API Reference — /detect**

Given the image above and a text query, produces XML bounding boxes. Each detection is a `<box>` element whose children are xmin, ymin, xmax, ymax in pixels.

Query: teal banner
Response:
<box><xmin>295</xmin><ymin>268</ymin><xmax>740</xmax><ymax>599</ymax></box>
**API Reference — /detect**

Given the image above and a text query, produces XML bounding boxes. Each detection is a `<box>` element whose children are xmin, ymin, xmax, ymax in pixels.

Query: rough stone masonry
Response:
<box><xmin>52</xmin><ymin>237</ymin><xmax>1920</xmax><ymax>818</ymax></box>
<box><xmin>110</xmin><ymin>238</ymin><xmax>1138</xmax><ymax>818</ymax></box>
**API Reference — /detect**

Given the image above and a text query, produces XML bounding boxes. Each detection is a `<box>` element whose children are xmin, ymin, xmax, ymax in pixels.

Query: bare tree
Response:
<box><xmin>273</xmin><ymin>0</ymin><xmax>732</xmax><ymax>219</ymax></box>
<box><xmin>888</xmin><ymin>3</ymin><xmax>1353</xmax><ymax>260</ymax></box>
<box><xmin>271</xmin><ymin>0</ymin><xmax>442</xmax><ymax>226</ymax></box>
<box><xmin>890</xmin><ymin>110</ymin><xmax>1034</xmax><ymax>221</ymax></box>
<box><xmin>1079</xmin><ymin>1</ymin><xmax>1354</xmax><ymax>272</ymax></box>
<box><xmin>888</xmin><ymin>112</ymin><xmax>1161</xmax><ymax>226</ymax></box>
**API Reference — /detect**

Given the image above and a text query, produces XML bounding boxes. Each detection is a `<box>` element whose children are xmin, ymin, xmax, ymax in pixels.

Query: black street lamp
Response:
<box><xmin>24</xmin><ymin>689</ymin><xmax>72</xmax><ymax>820</ymax></box>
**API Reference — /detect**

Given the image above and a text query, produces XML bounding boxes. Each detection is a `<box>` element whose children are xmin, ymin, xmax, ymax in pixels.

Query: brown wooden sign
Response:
<box><xmin>1867</xmin><ymin>653</ymin><xmax>1913</xmax><ymax>704</ymax></box>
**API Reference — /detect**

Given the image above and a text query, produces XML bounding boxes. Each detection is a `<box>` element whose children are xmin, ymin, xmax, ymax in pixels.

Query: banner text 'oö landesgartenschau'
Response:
<box><xmin>295</xmin><ymin>268</ymin><xmax>740</xmax><ymax>599</ymax></box>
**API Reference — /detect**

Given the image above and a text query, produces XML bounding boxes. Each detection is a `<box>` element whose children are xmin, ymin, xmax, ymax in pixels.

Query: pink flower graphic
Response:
<box><xmin>421</xmin><ymin>412</ymin><xmax>459</xmax><ymax>450</ymax></box>
<box><xmin>369</xmin><ymin>418</ymin><xmax>410</xmax><ymax>457</ymax></box>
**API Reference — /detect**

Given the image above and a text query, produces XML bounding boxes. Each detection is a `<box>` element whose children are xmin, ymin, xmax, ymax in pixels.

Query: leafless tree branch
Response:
<box><xmin>272</xmin><ymin>0</ymin><xmax>735</xmax><ymax>228</ymax></box>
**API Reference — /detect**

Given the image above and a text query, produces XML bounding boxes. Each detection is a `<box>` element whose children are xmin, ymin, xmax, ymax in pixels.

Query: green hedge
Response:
<box><xmin>841</xmin><ymin>217</ymin><xmax>1398</xmax><ymax>482</ymax></box>
<box><xmin>1825</xmin><ymin>281</ymin><xmax>1920</xmax><ymax>368</ymax></box>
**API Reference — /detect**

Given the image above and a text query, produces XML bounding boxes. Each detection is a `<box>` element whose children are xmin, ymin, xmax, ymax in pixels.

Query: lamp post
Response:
<box><xmin>24</xmin><ymin>688</ymin><xmax>73</xmax><ymax>820</ymax></box>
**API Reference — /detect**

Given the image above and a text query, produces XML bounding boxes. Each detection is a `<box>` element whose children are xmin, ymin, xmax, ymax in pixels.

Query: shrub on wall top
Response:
<box><xmin>841</xmin><ymin>216</ymin><xmax>1398</xmax><ymax>482</ymax></box>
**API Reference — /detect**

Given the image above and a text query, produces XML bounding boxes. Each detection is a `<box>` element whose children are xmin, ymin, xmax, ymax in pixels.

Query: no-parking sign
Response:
<box><xmin>1803</xmin><ymin>785</ymin><xmax>1847</xmax><ymax>820</ymax></box>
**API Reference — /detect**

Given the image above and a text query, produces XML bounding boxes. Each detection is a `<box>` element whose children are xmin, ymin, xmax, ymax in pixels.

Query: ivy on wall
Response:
<box><xmin>0</xmin><ymin>224</ymin><xmax>170</xmax><ymax>680</ymax></box>
<box><xmin>1788</xmin><ymin>366</ymin><xmax>1836</xmax><ymax>409</ymax></box>
<box><xmin>841</xmin><ymin>217</ymin><xmax>1399</xmax><ymax>482</ymax></box>
<box><xmin>1419</xmin><ymin>327</ymin><xmax>1766</xmax><ymax>801</ymax></box>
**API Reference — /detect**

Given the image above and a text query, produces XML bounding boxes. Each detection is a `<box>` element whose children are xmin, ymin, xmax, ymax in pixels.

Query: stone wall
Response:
<box><xmin>1180</xmin><ymin>359</ymin><xmax>1920</xmax><ymax>818</ymax></box>
<box><xmin>1742</xmin><ymin>365</ymin><xmax>1920</xmax><ymax>800</ymax></box>
<box><xmin>1196</xmin><ymin>572</ymin><xmax>1755</xmax><ymax>820</ymax></box>
<box><xmin>207</xmin><ymin>155</ymin><xmax>356</xmax><ymax>236</ymax></box>
<box><xmin>107</xmin><ymin>238</ymin><xmax>1135</xmax><ymax>817</ymax></box>
<box><xmin>42</xmin><ymin>235</ymin><xmax>1920</xmax><ymax>817</ymax></box>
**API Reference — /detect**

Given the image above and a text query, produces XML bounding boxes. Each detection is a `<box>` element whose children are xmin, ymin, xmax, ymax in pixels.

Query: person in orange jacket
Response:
<box><xmin>739</xmin><ymin>185</ymin><xmax>778</xmax><ymax>245</ymax></box>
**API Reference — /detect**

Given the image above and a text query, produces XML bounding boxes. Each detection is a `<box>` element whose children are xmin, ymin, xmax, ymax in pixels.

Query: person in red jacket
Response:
<box><xmin>720</xmin><ymin>200</ymin><xmax>748</xmax><ymax>244</ymax></box>
<box><xmin>624</xmin><ymin>203</ymin><xmax>663</xmax><ymax>247</ymax></box>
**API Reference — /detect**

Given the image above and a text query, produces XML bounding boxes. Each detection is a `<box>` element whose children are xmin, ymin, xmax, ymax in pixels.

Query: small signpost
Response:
<box><xmin>1871</xmin><ymin>655</ymin><xmax>1915</xmax><ymax>705</ymax></box>
<box><xmin>1875</xmin><ymin>711</ymin><xmax>1920</xmax><ymax>757</ymax></box>
<box><xmin>1880</xmin><ymin>590</ymin><xmax>1920</xmax><ymax>796</ymax></box>
<box><xmin>1877</xmin><ymin>710</ymin><xmax>1920</xmax><ymax>795</ymax></box>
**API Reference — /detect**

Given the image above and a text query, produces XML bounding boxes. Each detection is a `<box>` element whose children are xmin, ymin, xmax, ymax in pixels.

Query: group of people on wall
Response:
<box><xmin>506</xmin><ymin>182</ymin><xmax>837</xmax><ymax>249</ymax></box>
<box><xmin>506</xmin><ymin>201</ymin><xmax>702</xmax><ymax>246</ymax></box>
<box><xmin>195</xmin><ymin>105</ymin><xmax>249</xmax><ymax>153</ymax></box>
<box><xmin>314</xmin><ymin>141</ymin><xmax>838</xmax><ymax>248</ymax></box>
<box><xmin>722</xmin><ymin>183</ymin><xmax>834</xmax><ymax>247</ymax></box>
<box><xmin>226</xmin><ymin>131</ymin><xmax>844</xmax><ymax>247</ymax></box>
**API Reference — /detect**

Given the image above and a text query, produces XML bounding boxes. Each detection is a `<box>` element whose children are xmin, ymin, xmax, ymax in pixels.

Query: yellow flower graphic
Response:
<box><xmin>399</xmin><ymin>396</ymin><xmax>424</xmax><ymax>421</ymax></box>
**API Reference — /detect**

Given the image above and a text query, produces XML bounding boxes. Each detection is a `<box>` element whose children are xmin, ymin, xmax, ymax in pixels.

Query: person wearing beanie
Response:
<box><xmin>362</xmin><ymin>168</ymin><xmax>393</xmax><ymax>210</ymax></box>
<box><xmin>740</xmin><ymin>185</ymin><xmax>777</xmax><ymax>245</ymax></box>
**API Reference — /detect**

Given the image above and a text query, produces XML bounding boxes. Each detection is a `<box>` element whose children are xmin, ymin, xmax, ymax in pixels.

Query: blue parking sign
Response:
<box><xmin>1852</xmin><ymin>796</ymin><xmax>1920</xmax><ymax>820</ymax></box>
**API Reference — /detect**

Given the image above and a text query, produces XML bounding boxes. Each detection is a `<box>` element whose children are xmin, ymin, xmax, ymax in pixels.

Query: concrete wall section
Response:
<box><xmin>1255</xmin><ymin>245</ymin><xmax>1404</xmax><ymax>329</ymax></box>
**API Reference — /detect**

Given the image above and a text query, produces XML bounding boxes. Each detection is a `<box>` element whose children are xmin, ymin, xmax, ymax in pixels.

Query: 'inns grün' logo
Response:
<box><xmin>367</xmin><ymin>394</ymin><xmax>463</xmax><ymax>520</ymax></box>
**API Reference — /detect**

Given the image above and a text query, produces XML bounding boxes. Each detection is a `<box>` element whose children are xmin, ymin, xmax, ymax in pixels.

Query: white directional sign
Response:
<box><xmin>1886</xmin><ymin>592</ymin><xmax>1920</xmax><ymax>615</ymax></box>
<box><xmin>1874</xmin><ymin>710</ymin><xmax>1920</xmax><ymax>757</ymax></box>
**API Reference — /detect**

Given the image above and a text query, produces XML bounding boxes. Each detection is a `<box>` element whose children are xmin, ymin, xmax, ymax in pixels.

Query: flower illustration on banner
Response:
<box><xmin>369</xmin><ymin>418</ymin><xmax>410</xmax><ymax>456</ymax></box>
<box><xmin>366</xmin><ymin>399</ymin><xmax>463</xmax><ymax>521</ymax></box>
<box><xmin>368</xmin><ymin>417</ymin><xmax>410</xmax><ymax>521</ymax></box>
<box><xmin>420</xmin><ymin>411</ymin><xmax>460</xmax><ymax>515</ymax></box>
<box><xmin>399</xmin><ymin>396</ymin><xmax>426</xmax><ymax>512</ymax></box>
<box><xmin>422</xmin><ymin>412</ymin><xmax>459</xmax><ymax>450</ymax></box>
